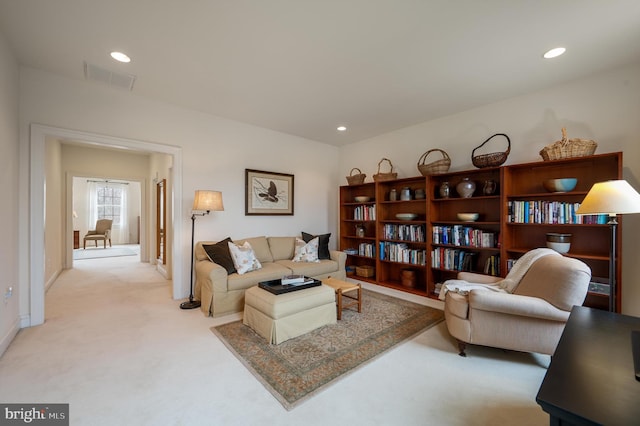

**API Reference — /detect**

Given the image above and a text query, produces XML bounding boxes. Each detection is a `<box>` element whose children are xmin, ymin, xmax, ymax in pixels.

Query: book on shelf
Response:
<box><xmin>430</xmin><ymin>248</ymin><xmax>477</xmax><ymax>271</ymax></box>
<box><xmin>383</xmin><ymin>224</ymin><xmax>425</xmax><ymax>242</ymax></box>
<box><xmin>507</xmin><ymin>200</ymin><xmax>608</xmax><ymax>224</ymax></box>
<box><xmin>432</xmin><ymin>225</ymin><xmax>497</xmax><ymax>248</ymax></box>
<box><xmin>483</xmin><ymin>254</ymin><xmax>500</xmax><ymax>276</ymax></box>
<box><xmin>353</xmin><ymin>205</ymin><xmax>376</xmax><ymax>221</ymax></box>
<box><xmin>380</xmin><ymin>241</ymin><xmax>426</xmax><ymax>265</ymax></box>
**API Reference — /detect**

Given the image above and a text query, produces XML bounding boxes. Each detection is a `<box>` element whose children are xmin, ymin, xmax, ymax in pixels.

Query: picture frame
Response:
<box><xmin>245</xmin><ymin>169</ymin><xmax>294</xmax><ymax>215</ymax></box>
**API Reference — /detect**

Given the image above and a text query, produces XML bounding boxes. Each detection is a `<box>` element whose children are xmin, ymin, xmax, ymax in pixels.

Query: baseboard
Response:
<box><xmin>45</xmin><ymin>269</ymin><xmax>61</xmax><ymax>292</ymax></box>
<box><xmin>156</xmin><ymin>262</ymin><xmax>169</xmax><ymax>279</ymax></box>
<box><xmin>0</xmin><ymin>315</ymin><xmax>21</xmax><ymax>358</ymax></box>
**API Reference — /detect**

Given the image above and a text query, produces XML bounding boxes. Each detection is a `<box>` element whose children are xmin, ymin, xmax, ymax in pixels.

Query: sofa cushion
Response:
<box><xmin>292</xmin><ymin>237</ymin><xmax>320</xmax><ymax>262</ymax></box>
<box><xmin>228</xmin><ymin>241</ymin><xmax>262</xmax><ymax>275</ymax></box>
<box><xmin>227</xmin><ymin>263</ymin><xmax>291</xmax><ymax>291</ymax></box>
<box><xmin>302</xmin><ymin>232</ymin><xmax>331</xmax><ymax>260</ymax></box>
<box><xmin>235</xmin><ymin>236</ymin><xmax>273</xmax><ymax>263</ymax></box>
<box><xmin>267</xmin><ymin>237</ymin><xmax>296</xmax><ymax>261</ymax></box>
<box><xmin>202</xmin><ymin>237</ymin><xmax>236</xmax><ymax>274</ymax></box>
<box><xmin>275</xmin><ymin>258</ymin><xmax>339</xmax><ymax>277</ymax></box>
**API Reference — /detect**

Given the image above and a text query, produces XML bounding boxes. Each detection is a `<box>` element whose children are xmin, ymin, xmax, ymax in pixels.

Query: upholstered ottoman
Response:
<box><xmin>243</xmin><ymin>284</ymin><xmax>337</xmax><ymax>344</ymax></box>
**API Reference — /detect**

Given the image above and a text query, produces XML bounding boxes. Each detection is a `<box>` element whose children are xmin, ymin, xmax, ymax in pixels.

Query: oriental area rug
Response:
<box><xmin>211</xmin><ymin>289</ymin><xmax>444</xmax><ymax>410</ymax></box>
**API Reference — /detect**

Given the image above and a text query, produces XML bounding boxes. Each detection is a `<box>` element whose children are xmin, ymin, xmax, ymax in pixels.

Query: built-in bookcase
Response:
<box><xmin>339</xmin><ymin>152</ymin><xmax>623</xmax><ymax>311</ymax></box>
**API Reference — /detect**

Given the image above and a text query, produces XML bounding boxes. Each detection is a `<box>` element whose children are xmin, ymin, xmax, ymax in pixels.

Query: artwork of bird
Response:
<box><xmin>258</xmin><ymin>181</ymin><xmax>278</xmax><ymax>202</ymax></box>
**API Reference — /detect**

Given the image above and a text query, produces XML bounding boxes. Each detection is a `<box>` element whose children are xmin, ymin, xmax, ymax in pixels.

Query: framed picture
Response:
<box><xmin>245</xmin><ymin>169</ymin><xmax>294</xmax><ymax>215</ymax></box>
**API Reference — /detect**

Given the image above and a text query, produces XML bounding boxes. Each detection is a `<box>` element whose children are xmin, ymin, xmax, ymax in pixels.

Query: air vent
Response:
<box><xmin>84</xmin><ymin>62</ymin><xmax>136</xmax><ymax>91</ymax></box>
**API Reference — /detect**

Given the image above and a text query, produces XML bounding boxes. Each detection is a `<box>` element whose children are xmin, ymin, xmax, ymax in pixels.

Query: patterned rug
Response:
<box><xmin>211</xmin><ymin>289</ymin><xmax>444</xmax><ymax>410</ymax></box>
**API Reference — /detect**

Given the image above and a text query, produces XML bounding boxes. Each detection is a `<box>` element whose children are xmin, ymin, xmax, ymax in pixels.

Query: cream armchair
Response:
<box><xmin>83</xmin><ymin>219</ymin><xmax>112</xmax><ymax>249</ymax></box>
<box><xmin>444</xmin><ymin>252</ymin><xmax>591</xmax><ymax>357</ymax></box>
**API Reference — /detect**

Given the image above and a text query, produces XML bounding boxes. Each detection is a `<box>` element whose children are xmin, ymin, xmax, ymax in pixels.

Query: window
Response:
<box><xmin>97</xmin><ymin>185</ymin><xmax>122</xmax><ymax>226</ymax></box>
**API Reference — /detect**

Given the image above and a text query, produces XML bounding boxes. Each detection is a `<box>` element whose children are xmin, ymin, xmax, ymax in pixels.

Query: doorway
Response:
<box><xmin>72</xmin><ymin>177</ymin><xmax>142</xmax><ymax>261</ymax></box>
<box><xmin>29</xmin><ymin>124</ymin><xmax>184</xmax><ymax>327</ymax></box>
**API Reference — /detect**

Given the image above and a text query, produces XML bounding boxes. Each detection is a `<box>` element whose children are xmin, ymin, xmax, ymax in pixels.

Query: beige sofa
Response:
<box><xmin>444</xmin><ymin>253</ymin><xmax>591</xmax><ymax>356</ymax></box>
<box><xmin>194</xmin><ymin>236</ymin><xmax>346</xmax><ymax>317</ymax></box>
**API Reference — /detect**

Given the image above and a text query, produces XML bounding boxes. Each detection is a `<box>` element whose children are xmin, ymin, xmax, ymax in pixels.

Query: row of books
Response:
<box><xmin>379</xmin><ymin>242</ymin><xmax>426</xmax><ymax>265</ymax></box>
<box><xmin>431</xmin><ymin>225</ymin><xmax>497</xmax><ymax>248</ymax></box>
<box><xmin>358</xmin><ymin>242</ymin><xmax>375</xmax><ymax>258</ymax></box>
<box><xmin>383</xmin><ymin>224</ymin><xmax>426</xmax><ymax>242</ymax></box>
<box><xmin>431</xmin><ymin>248</ymin><xmax>477</xmax><ymax>271</ymax></box>
<box><xmin>484</xmin><ymin>254</ymin><xmax>501</xmax><ymax>276</ymax></box>
<box><xmin>353</xmin><ymin>205</ymin><xmax>376</xmax><ymax>221</ymax></box>
<box><xmin>508</xmin><ymin>201</ymin><xmax>608</xmax><ymax>224</ymax></box>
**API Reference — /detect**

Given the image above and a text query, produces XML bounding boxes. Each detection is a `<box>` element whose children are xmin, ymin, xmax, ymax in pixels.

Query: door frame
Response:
<box><xmin>29</xmin><ymin>123</ymin><xmax>184</xmax><ymax>326</ymax></box>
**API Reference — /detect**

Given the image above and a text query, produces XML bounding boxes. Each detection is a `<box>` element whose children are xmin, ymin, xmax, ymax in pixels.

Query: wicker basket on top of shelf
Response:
<box><xmin>346</xmin><ymin>168</ymin><xmax>366</xmax><ymax>185</ymax></box>
<box><xmin>417</xmin><ymin>149</ymin><xmax>451</xmax><ymax>176</ymax></box>
<box><xmin>539</xmin><ymin>128</ymin><xmax>597</xmax><ymax>161</ymax></box>
<box><xmin>372</xmin><ymin>158</ymin><xmax>398</xmax><ymax>182</ymax></box>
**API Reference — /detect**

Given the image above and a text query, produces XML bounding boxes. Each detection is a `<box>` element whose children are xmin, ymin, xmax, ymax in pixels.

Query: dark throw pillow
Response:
<box><xmin>302</xmin><ymin>232</ymin><xmax>331</xmax><ymax>260</ymax></box>
<box><xmin>202</xmin><ymin>237</ymin><xmax>236</xmax><ymax>274</ymax></box>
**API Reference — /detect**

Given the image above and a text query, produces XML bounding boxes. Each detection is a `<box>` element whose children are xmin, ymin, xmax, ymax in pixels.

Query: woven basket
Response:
<box><xmin>539</xmin><ymin>128</ymin><xmax>597</xmax><ymax>161</ymax></box>
<box><xmin>356</xmin><ymin>265</ymin><xmax>375</xmax><ymax>278</ymax></box>
<box><xmin>472</xmin><ymin>133</ymin><xmax>511</xmax><ymax>168</ymax></box>
<box><xmin>346</xmin><ymin>168</ymin><xmax>366</xmax><ymax>185</ymax></box>
<box><xmin>372</xmin><ymin>158</ymin><xmax>398</xmax><ymax>182</ymax></box>
<box><xmin>417</xmin><ymin>149</ymin><xmax>451</xmax><ymax>176</ymax></box>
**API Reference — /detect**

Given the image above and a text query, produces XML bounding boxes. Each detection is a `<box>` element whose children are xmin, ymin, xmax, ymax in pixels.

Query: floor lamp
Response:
<box><xmin>180</xmin><ymin>190</ymin><xmax>224</xmax><ymax>310</ymax></box>
<box><xmin>576</xmin><ymin>180</ymin><xmax>640</xmax><ymax>313</ymax></box>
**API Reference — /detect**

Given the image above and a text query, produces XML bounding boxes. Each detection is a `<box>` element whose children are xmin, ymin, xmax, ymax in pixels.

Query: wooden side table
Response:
<box><xmin>73</xmin><ymin>230</ymin><xmax>80</xmax><ymax>249</ymax></box>
<box><xmin>323</xmin><ymin>277</ymin><xmax>362</xmax><ymax>320</ymax></box>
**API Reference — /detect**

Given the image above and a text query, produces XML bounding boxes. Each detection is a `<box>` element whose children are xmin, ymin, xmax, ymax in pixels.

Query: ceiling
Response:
<box><xmin>1</xmin><ymin>1</ymin><xmax>639</xmax><ymax>146</ymax></box>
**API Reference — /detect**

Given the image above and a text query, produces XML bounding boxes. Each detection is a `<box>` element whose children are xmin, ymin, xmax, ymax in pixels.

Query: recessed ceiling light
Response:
<box><xmin>110</xmin><ymin>51</ymin><xmax>131</xmax><ymax>63</ymax></box>
<box><xmin>543</xmin><ymin>47</ymin><xmax>566</xmax><ymax>59</ymax></box>
<box><xmin>337</xmin><ymin>126</ymin><xmax>347</xmax><ymax>132</ymax></box>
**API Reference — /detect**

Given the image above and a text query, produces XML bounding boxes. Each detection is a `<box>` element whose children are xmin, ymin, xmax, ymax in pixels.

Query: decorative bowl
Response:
<box><xmin>396</xmin><ymin>213</ymin><xmax>418</xmax><ymax>221</ymax></box>
<box><xmin>354</xmin><ymin>196</ymin><xmax>370</xmax><ymax>203</ymax></box>
<box><xmin>543</xmin><ymin>178</ymin><xmax>577</xmax><ymax>193</ymax></box>
<box><xmin>546</xmin><ymin>233</ymin><xmax>571</xmax><ymax>253</ymax></box>
<box><xmin>457</xmin><ymin>212</ymin><xmax>479</xmax><ymax>222</ymax></box>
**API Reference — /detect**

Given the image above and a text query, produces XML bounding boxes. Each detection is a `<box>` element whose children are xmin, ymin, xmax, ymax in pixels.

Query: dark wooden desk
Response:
<box><xmin>536</xmin><ymin>306</ymin><xmax>640</xmax><ymax>426</ymax></box>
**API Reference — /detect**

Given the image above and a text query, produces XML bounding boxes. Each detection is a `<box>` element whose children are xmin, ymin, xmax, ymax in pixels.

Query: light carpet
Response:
<box><xmin>73</xmin><ymin>245</ymin><xmax>139</xmax><ymax>260</ymax></box>
<box><xmin>212</xmin><ymin>289</ymin><xmax>444</xmax><ymax>410</ymax></box>
<box><xmin>0</xmin><ymin>255</ymin><xmax>551</xmax><ymax>425</ymax></box>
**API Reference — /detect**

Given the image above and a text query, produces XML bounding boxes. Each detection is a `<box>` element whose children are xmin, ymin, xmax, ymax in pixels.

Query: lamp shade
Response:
<box><xmin>576</xmin><ymin>180</ymin><xmax>640</xmax><ymax>215</ymax></box>
<box><xmin>192</xmin><ymin>190</ymin><xmax>224</xmax><ymax>212</ymax></box>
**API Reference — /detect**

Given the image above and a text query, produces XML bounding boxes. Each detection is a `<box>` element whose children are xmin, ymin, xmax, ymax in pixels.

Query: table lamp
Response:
<box><xmin>181</xmin><ymin>190</ymin><xmax>224</xmax><ymax>310</ymax></box>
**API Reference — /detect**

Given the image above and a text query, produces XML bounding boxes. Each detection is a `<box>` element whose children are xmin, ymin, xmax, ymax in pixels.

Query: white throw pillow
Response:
<box><xmin>227</xmin><ymin>241</ymin><xmax>262</xmax><ymax>274</ymax></box>
<box><xmin>292</xmin><ymin>237</ymin><xmax>320</xmax><ymax>263</ymax></box>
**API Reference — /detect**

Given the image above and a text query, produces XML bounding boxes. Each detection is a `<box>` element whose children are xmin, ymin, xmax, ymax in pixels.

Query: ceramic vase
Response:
<box><xmin>439</xmin><ymin>182</ymin><xmax>450</xmax><ymax>199</ymax></box>
<box><xmin>483</xmin><ymin>179</ymin><xmax>497</xmax><ymax>195</ymax></box>
<box><xmin>456</xmin><ymin>178</ymin><xmax>476</xmax><ymax>198</ymax></box>
<box><xmin>400</xmin><ymin>187</ymin><xmax>412</xmax><ymax>200</ymax></box>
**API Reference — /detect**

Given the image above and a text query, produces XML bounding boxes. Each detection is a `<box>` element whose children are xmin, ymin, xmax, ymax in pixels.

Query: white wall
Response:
<box><xmin>0</xmin><ymin>31</ymin><xmax>20</xmax><ymax>356</ymax></box>
<box><xmin>340</xmin><ymin>62</ymin><xmax>640</xmax><ymax>316</ymax></box>
<box><xmin>18</xmin><ymin>67</ymin><xmax>340</xmax><ymax>324</ymax></box>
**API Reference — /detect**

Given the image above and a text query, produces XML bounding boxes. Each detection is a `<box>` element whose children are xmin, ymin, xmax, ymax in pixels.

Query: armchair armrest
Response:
<box><xmin>105</xmin><ymin>229</ymin><xmax>111</xmax><ymax>238</ymax></box>
<box><xmin>470</xmin><ymin>291</ymin><xmax>569</xmax><ymax>322</ymax></box>
<box><xmin>457</xmin><ymin>271</ymin><xmax>501</xmax><ymax>284</ymax></box>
